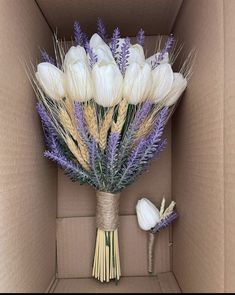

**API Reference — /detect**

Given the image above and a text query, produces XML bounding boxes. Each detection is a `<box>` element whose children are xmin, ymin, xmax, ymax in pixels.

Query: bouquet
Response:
<box><xmin>28</xmin><ymin>18</ymin><xmax>192</xmax><ymax>283</ymax></box>
<box><xmin>136</xmin><ymin>197</ymin><xmax>178</xmax><ymax>273</ymax></box>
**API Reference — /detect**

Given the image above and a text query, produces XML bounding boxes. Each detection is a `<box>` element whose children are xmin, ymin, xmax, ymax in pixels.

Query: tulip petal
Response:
<box><xmin>150</xmin><ymin>63</ymin><xmax>174</xmax><ymax>103</ymax></box>
<box><xmin>65</xmin><ymin>62</ymin><xmax>93</xmax><ymax>102</ymax></box>
<box><xmin>164</xmin><ymin>73</ymin><xmax>187</xmax><ymax>106</ymax></box>
<box><xmin>92</xmin><ymin>62</ymin><xmax>123</xmax><ymax>107</ymax></box>
<box><xmin>36</xmin><ymin>62</ymin><xmax>65</xmax><ymax>100</ymax></box>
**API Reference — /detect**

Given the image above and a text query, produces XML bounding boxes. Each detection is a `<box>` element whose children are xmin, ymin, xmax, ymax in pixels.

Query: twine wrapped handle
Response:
<box><xmin>148</xmin><ymin>232</ymin><xmax>155</xmax><ymax>273</ymax></box>
<box><xmin>96</xmin><ymin>191</ymin><xmax>120</xmax><ymax>231</ymax></box>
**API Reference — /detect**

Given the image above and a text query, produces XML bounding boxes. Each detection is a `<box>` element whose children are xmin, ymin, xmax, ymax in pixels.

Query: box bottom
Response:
<box><xmin>50</xmin><ymin>272</ymin><xmax>180</xmax><ymax>293</ymax></box>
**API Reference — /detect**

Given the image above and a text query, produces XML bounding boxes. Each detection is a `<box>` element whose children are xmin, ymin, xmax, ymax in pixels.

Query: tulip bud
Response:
<box><xmin>36</xmin><ymin>62</ymin><xmax>65</xmax><ymax>100</ymax></box>
<box><xmin>123</xmin><ymin>62</ymin><xmax>152</xmax><ymax>105</ymax></box>
<box><xmin>128</xmin><ymin>44</ymin><xmax>145</xmax><ymax>64</ymax></box>
<box><xmin>115</xmin><ymin>39</ymin><xmax>145</xmax><ymax>64</ymax></box>
<box><xmin>92</xmin><ymin>61</ymin><xmax>123</xmax><ymax>107</ymax></box>
<box><xmin>150</xmin><ymin>63</ymin><xmax>173</xmax><ymax>103</ymax></box>
<box><xmin>65</xmin><ymin>62</ymin><xmax>93</xmax><ymax>102</ymax></box>
<box><xmin>146</xmin><ymin>52</ymin><xmax>169</xmax><ymax>66</ymax></box>
<box><xmin>90</xmin><ymin>33</ymin><xmax>115</xmax><ymax>63</ymax></box>
<box><xmin>164</xmin><ymin>73</ymin><xmax>187</xmax><ymax>106</ymax></box>
<box><xmin>136</xmin><ymin>198</ymin><xmax>161</xmax><ymax>231</ymax></box>
<box><xmin>93</xmin><ymin>45</ymin><xmax>115</xmax><ymax>63</ymax></box>
<box><xmin>63</xmin><ymin>46</ymin><xmax>88</xmax><ymax>70</ymax></box>
<box><xmin>90</xmin><ymin>33</ymin><xmax>107</xmax><ymax>48</ymax></box>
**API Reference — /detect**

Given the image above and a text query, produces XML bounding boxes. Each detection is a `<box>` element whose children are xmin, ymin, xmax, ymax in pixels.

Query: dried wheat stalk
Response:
<box><xmin>66</xmin><ymin>135</ymin><xmax>90</xmax><ymax>171</ymax></box>
<box><xmin>84</xmin><ymin>103</ymin><xmax>99</xmax><ymax>141</ymax></box>
<box><xmin>99</xmin><ymin>107</ymin><xmax>114</xmax><ymax>150</ymax></box>
<box><xmin>59</xmin><ymin>107</ymin><xmax>90</xmax><ymax>165</ymax></box>
<box><xmin>112</xmin><ymin>99</ymin><xmax>128</xmax><ymax>133</ymax></box>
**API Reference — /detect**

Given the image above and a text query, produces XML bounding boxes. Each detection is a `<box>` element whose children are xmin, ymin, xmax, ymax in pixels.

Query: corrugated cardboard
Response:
<box><xmin>224</xmin><ymin>0</ymin><xmax>235</xmax><ymax>292</ymax></box>
<box><xmin>0</xmin><ymin>0</ymin><xmax>57</xmax><ymax>292</ymax></box>
<box><xmin>172</xmin><ymin>0</ymin><xmax>224</xmax><ymax>293</ymax></box>
<box><xmin>1</xmin><ymin>0</ymin><xmax>235</xmax><ymax>293</ymax></box>
<box><xmin>57</xmin><ymin>216</ymin><xmax>171</xmax><ymax>278</ymax></box>
<box><xmin>52</xmin><ymin>273</ymin><xmax>179</xmax><ymax>293</ymax></box>
<box><xmin>36</xmin><ymin>0</ymin><xmax>183</xmax><ymax>38</ymax></box>
<box><xmin>53</xmin><ymin>276</ymin><xmax>162</xmax><ymax>293</ymax></box>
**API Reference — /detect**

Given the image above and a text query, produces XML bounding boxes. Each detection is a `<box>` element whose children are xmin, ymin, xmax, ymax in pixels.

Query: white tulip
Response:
<box><xmin>92</xmin><ymin>61</ymin><xmax>123</xmax><ymax>107</ymax></box>
<box><xmin>65</xmin><ymin>62</ymin><xmax>93</xmax><ymax>102</ymax></box>
<box><xmin>90</xmin><ymin>33</ymin><xmax>107</xmax><ymax>48</ymax></box>
<box><xmin>123</xmin><ymin>62</ymin><xmax>152</xmax><ymax>105</ymax></box>
<box><xmin>136</xmin><ymin>198</ymin><xmax>161</xmax><ymax>231</ymax></box>
<box><xmin>63</xmin><ymin>46</ymin><xmax>88</xmax><ymax>70</ymax></box>
<box><xmin>115</xmin><ymin>38</ymin><xmax>145</xmax><ymax>64</ymax></box>
<box><xmin>128</xmin><ymin>44</ymin><xmax>145</xmax><ymax>64</ymax></box>
<box><xmin>150</xmin><ymin>63</ymin><xmax>174</xmax><ymax>103</ymax></box>
<box><xmin>90</xmin><ymin>33</ymin><xmax>115</xmax><ymax>64</ymax></box>
<box><xmin>164</xmin><ymin>73</ymin><xmax>187</xmax><ymax>106</ymax></box>
<box><xmin>36</xmin><ymin>62</ymin><xmax>65</xmax><ymax>100</ymax></box>
<box><xmin>93</xmin><ymin>45</ymin><xmax>115</xmax><ymax>63</ymax></box>
<box><xmin>146</xmin><ymin>52</ymin><xmax>169</xmax><ymax>66</ymax></box>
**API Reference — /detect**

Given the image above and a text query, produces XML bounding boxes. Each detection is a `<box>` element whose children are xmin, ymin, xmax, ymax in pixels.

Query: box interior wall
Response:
<box><xmin>0</xmin><ymin>0</ymin><xmax>235</xmax><ymax>293</ymax></box>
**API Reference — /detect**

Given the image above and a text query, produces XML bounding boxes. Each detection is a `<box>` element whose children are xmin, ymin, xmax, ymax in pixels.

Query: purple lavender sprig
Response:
<box><xmin>89</xmin><ymin>139</ymin><xmax>104</xmax><ymax>189</ymax></box>
<box><xmin>137</xmin><ymin>28</ymin><xmax>145</xmax><ymax>47</ymax></box>
<box><xmin>115</xmin><ymin>107</ymin><xmax>168</xmax><ymax>191</ymax></box>
<box><xmin>97</xmin><ymin>17</ymin><xmax>108</xmax><ymax>43</ymax></box>
<box><xmin>40</xmin><ymin>49</ymin><xmax>55</xmax><ymax>65</ymax></box>
<box><xmin>110</xmin><ymin>27</ymin><xmax>121</xmax><ymax>56</ymax></box>
<box><xmin>44</xmin><ymin>150</ymin><xmax>92</xmax><ymax>184</ymax></box>
<box><xmin>84</xmin><ymin>41</ymin><xmax>98</xmax><ymax>68</ymax></box>
<box><xmin>151</xmin><ymin>34</ymin><xmax>174</xmax><ymax>69</ymax></box>
<box><xmin>74</xmin><ymin>21</ymin><xmax>84</xmax><ymax>46</ymax></box>
<box><xmin>36</xmin><ymin>102</ymin><xmax>56</xmax><ymax>148</ymax></box>
<box><xmin>75</xmin><ymin>102</ymin><xmax>90</xmax><ymax>144</ymax></box>
<box><xmin>151</xmin><ymin>212</ymin><xmax>178</xmax><ymax>233</ymax></box>
<box><xmin>106</xmin><ymin>132</ymin><xmax>120</xmax><ymax>190</ymax></box>
<box><xmin>118</xmin><ymin>37</ymin><xmax>130</xmax><ymax>75</ymax></box>
<box><xmin>132</xmin><ymin>101</ymin><xmax>153</xmax><ymax>130</ymax></box>
<box><xmin>119</xmin><ymin>102</ymin><xmax>153</xmax><ymax>165</ymax></box>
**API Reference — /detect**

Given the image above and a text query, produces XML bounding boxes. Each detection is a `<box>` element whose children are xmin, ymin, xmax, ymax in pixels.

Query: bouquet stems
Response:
<box><xmin>92</xmin><ymin>228</ymin><xmax>121</xmax><ymax>282</ymax></box>
<box><xmin>92</xmin><ymin>191</ymin><xmax>121</xmax><ymax>282</ymax></box>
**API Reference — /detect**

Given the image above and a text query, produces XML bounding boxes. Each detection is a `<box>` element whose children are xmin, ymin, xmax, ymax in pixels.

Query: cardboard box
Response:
<box><xmin>0</xmin><ymin>0</ymin><xmax>234</xmax><ymax>292</ymax></box>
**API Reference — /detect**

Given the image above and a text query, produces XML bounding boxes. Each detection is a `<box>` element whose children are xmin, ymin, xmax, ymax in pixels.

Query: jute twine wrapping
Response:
<box><xmin>96</xmin><ymin>191</ymin><xmax>120</xmax><ymax>231</ymax></box>
<box><xmin>148</xmin><ymin>232</ymin><xmax>155</xmax><ymax>273</ymax></box>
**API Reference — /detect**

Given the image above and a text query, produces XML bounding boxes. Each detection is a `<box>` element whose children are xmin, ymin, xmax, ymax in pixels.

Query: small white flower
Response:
<box><xmin>92</xmin><ymin>61</ymin><xmax>123</xmax><ymax>107</ymax></box>
<box><xmin>36</xmin><ymin>62</ymin><xmax>65</xmax><ymax>100</ymax></box>
<box><xmin>149</xmin><ymin>63</ymin><xmax>174</xmax><ymax>103</ymax></box>
<box><xmin>123</xmin><ymin>62</ymin><xmax>152</xmax><ymax>105</ymax></box>
<box><xmin>164</xmin><ymin>73</ymin><xmax>187</xmax><ymax>106</ymax></box>
<box><xmin>136</xmin><ymin>198</ymin><xmax>161</xmax><ymax>231</ymax></box>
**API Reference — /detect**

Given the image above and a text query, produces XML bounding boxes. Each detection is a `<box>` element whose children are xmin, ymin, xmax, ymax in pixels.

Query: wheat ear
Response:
<box><xmin>99</xmin><ymin>107</ymin><xmax>114</xmax><ymax>150</ymax></box>
<box><xmin>135</xmin><ymin>114</ymin><xmax>154</xmax><ymax>141</ymax></box>
<box><xmin>162</xmin><ymin>201</ymin><xmax>176</xmax><ymax>219</ymax></box>
<box><xmin>59</xmin><ymin>107</ymin><xmax>90</xmax><ymax>166</ymax></box>
<box><xmin>84</xmin><ymin>103</ymin><xmax>99</xmax><ymax>141</ymax></box>
<box><xmin>66</xmin><ymin>135</ymin><xmax>90</xmax><ymax>171</ymax></box>
<box><xmin>112</xmin><ymin>99</ymin><xmax>128</xmax><ymax>133</ymax></box>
